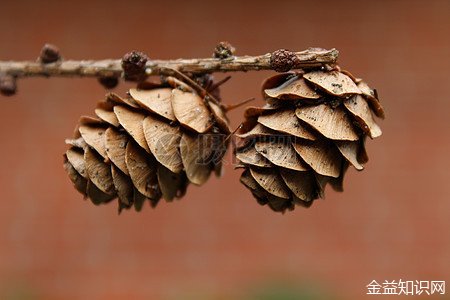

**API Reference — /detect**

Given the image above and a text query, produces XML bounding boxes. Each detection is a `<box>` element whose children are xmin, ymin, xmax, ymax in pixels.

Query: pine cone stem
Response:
<box><xmin>0</xmin><ymin>48</ymin><xmax>338</xmax><ymax>79</ymax></box>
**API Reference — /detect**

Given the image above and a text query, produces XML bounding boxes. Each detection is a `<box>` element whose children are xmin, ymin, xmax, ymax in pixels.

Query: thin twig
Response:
<box><xmin>0</xmin><ymin>48</ymin><xmax>338</xmax><ymax>79</ymax></box>
<box><xmin>225</xmin><ymin>98</ymin><xmax>255</xmax><ymax>112</ymax></box>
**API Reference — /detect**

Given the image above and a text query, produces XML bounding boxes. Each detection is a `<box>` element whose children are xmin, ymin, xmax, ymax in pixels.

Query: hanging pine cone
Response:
<box><xmin>64</xmin><ymin>77</ymin><xmax>230</xmax><ymax>212</ymax></box>
<box><xmin>236</xmin><ymin>68</ymin><xmax>384</xmax><ymax>213</ymax></box>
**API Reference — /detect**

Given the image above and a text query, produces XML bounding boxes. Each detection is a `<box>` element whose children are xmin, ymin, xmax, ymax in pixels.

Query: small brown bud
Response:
<box><xmin>98</xmin><ymin>76</ymin><xmax>119</xmax><ymax>89</ymax></box>
<box><xmin>0</xmin><ymin>75</ymin><xmax>17</xmax><ymax>96</ymax></box>
<box><xmin>270</xmin><ymin>49</ymin><xmax>299</xmax><ymax>72</ymax></box>
<box><xmin>40</xmin><ymin>44</ymin><xmax>61</xmax><ymax>63</ymax></box>
<box><xmin>213</xmin><ymin>42</ymin><xmax>236</xmax><ymax>59</ymax></box>
<box><xmin>121</xmin><ymin>51</ymin><xmax>149</xmax><ymax>81</ymax></box>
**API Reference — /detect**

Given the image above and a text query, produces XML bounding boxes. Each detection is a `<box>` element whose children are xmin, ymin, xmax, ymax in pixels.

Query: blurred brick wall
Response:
<box><xmin>0</xmin><ymin>0</ymin><xmax>449</xmax><ymax>299</ymax></box>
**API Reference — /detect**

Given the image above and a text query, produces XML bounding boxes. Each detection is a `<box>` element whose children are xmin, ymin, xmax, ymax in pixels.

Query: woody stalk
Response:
<box><xmin>0</xmin><ymin>43</ymin><xmax>338</xmax><ymax>96</ymax></box>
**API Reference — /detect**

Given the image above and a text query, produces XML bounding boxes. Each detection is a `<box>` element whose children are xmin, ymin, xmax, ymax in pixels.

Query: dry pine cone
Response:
<box><xmin>236</xmin><ymin>69</ymin><xmax>384</xmax><ymax>213</ymax></box>
<box><xmin>64</xmin><ymin>77</ymin><xmax>230</xmax><ymax>212</ymax></box>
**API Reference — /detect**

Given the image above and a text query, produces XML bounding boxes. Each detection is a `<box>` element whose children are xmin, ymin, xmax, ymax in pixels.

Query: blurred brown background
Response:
<box><xmin>0</xmin><ymin>0</ymin><xmax>449</xmax><ymax>299</ymax></box>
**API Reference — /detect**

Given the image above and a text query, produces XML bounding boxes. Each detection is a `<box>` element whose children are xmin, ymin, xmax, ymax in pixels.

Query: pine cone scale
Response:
<box><xmin>357</xmin><ymin>81</ymin><xmax>385</xmax><ymax>119</ymax></box>
<box><xmin>143</xmin><ymin>116</ymin><xmax>183</xmax><ymax>173</ymax></box>
<box><xmin>111</xmin><ymin>165</ymin><xmax>134</xmax><ymax>207</ymax></box>
<box><xmin>78</xmin><ymin>125</ymin><xmax>108</xmax><ymax>159</ymax></box>
<box><xmin>66</xmin><ymin>148</ymin><xmax>87</xmax><ymax>178</ymax></box>
<box><xmin>335</xmin><ymin>140</ymin><xmax>365</xmax><ymax>171</ymax></box>
<box><xmin>255</xmin><ymin>140</ymin><xmax>309</xmax><ymax>171</ymax></box>
<box><xmin>258</xmin><ymin>110</ymin><xmax>317</xmax><ymax>140</ymax></box>
<box><xmin>113</xmin><ymin>106</ymin><xmax>150</xmax><ymax>153</ymax></box>
<box><xmin>279</xmin><ymin>169</ymin><xmax>317</xmax><ymax>202</ymax></box>
<box><xmin>292</xmin><ymin>139</ymin><xmax>342</xmax><ymax>178</ymax></box>
<box><xmin>63</xmin><ymin>157</ymin><xmax>87</xmax><ymax>196</ymax></box>
<box><xmin>86</xmin><ymin>180</ymin><xmax>114</xmax><ymax>205</ymax></box>
<box><xmin>303</xmin><ymin>70</ymin><xmax>361</xmax><ymax>96</ymax></box>
<box><xmin>124</xmin><ymin>141</ymin><xmax>160</xmax><ymax>199</ymax></box>
<box><xmin>249</xmin><ymin>167</ymin><xmax>290</xmax><ymax>199</ymax></box>
<box><xmin>343</xmin><ymin>95</ymin><xmax>382</xmax><ymax>138</ymax></box>
<box><xmin>208</xmin><ymin>101</ymin><xmax>230</xmax><ymax>133</ymax></box>
<box><xmin>157</xmin><ymin>165</ymin><xmax>187</xmax><ymax>201</ymax></box>
<box><xmin>171</xmin><ymin>89</ymin><xmax>213</xmax><ymax>133</ymax></box>
<box><xmin>264</xmin><ymin>75</ymin><xmax>321</xmax><ymax>100</ymax></box>
<box><xmin>105</xmin><ymin>127</ymin><xmax>129</xmax><ymax>175</ymax></box>
<box><xmin>235</xmin><ymin>146</ymin><xmax>272</xmax><ymax>168</ymax></box>
<box><xmin>180</xmin><ymin>133</ymin><xmax>213</xmax><ymax>186</ymax></box>
<box><xmin>84</xmin><ymin>147</ymin><xmax>115</xmax><ymax>195</ymax></box>
<box><xmin>240</xmin><ymin>170</ymin><xmax>268</xmax><ymax>204</ymax></box>
<box><xmin>295</xmin><ymin>105</ymin><xmax>359</xmax><ymax>141</ymax></box>
<box><xmin>95</xmin><ymin>102</ymin><xmax>120</xmax><ymax>127</ymax></box>
<box><xmin>129</xmin><ymin>88</ymin><xmax>176</xmax><ymax>121</ymax></box>
<box><xmin>235</xmin><ymin>123</ymin><xmax>275</xmax><ymax>139</ymax></box>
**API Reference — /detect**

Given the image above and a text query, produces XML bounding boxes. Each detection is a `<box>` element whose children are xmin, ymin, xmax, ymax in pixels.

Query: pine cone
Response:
<box><xmin>64</xmin><ymin>77</ymin><xmax>230</xmax><ymax>212</ymax></box>
<box><xmin>236</xmin><ymin>69</ymin><xmax>384</xmax><ymax>213</ymax></box>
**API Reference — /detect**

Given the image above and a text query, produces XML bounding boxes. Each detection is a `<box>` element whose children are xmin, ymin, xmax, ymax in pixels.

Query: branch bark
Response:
<box><xmin>0</xmin><ymin>48</ymin><xmax>338</xmax><ymax>79</ymax></box>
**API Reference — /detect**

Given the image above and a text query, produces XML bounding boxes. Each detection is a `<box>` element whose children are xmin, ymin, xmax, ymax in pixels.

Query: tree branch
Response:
<box><xmin>0</xmin><ymin>48</ymin><xmax>338</xmax><ymax>79</ymax></box>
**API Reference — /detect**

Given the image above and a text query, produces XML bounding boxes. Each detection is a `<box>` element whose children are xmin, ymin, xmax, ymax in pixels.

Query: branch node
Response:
<box><xmin>98</xmin><ymin>76</ymin><xmax>119</xmax><ymax>89</ymax></box>
<box><xmin>39</xmin><ymin>44</ymin><xmax>61</xmax><ymax>64</ymax></box>
<box><xmin>213</xmin><ymin>42</ymin><xmax>236</xmax><ymax>59</ymax></box>
<box><xmin>0</xmin><ymin>74</ymin><xmax>17</xmax><ymax>96</ymax></box>
<box><xmin>270</xmin><ymin>49</ymin><xmax>298</xmax><ymax>73</ymax></box>
<box><xmin>121</xmin><ymin>51</ymin><xmax>149</xmax><ymax>81</ymax></box>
